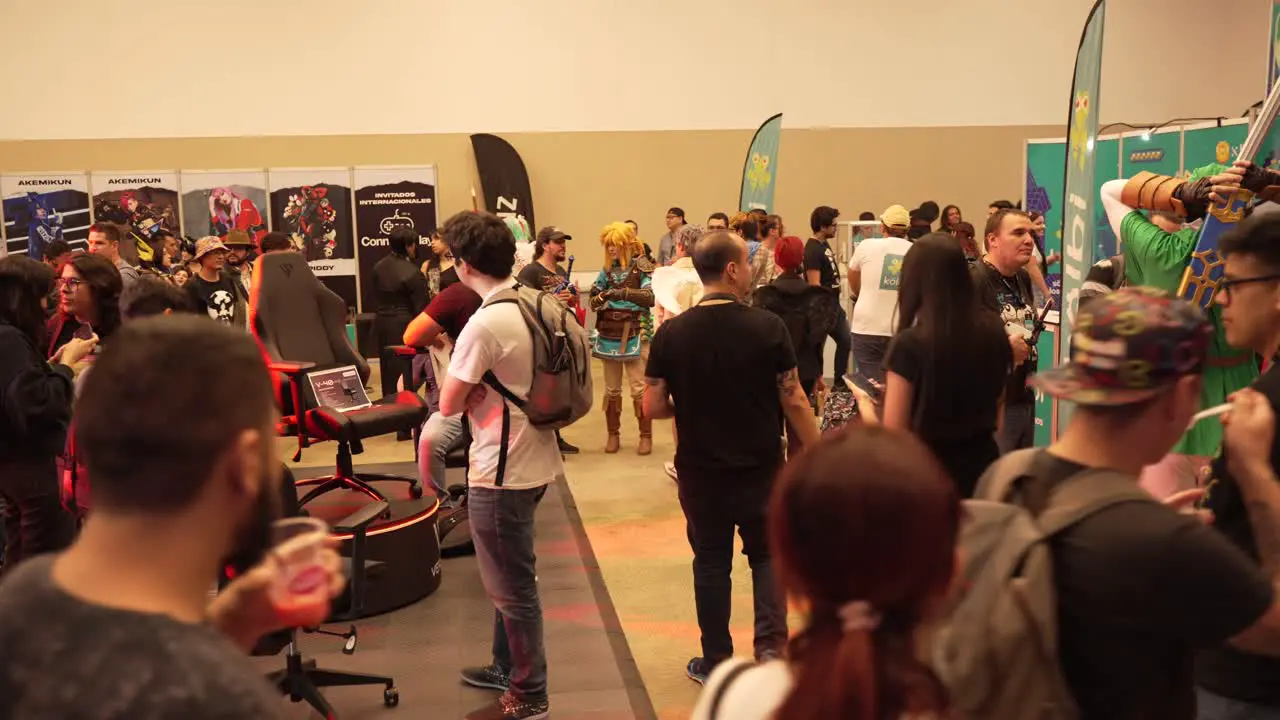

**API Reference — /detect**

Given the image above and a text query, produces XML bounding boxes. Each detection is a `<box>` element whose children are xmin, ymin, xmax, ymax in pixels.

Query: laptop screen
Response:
<box><xmin>306</xmin><ymin>366</ymin><xmax>372</xmax><ymax>413</ymax></box>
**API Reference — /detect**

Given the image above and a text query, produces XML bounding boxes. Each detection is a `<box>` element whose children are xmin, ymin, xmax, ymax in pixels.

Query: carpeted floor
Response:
<box><xmin>279</xmin><ymin>362</ymin><xmax>766</xmax><ymax>719</ymax></box>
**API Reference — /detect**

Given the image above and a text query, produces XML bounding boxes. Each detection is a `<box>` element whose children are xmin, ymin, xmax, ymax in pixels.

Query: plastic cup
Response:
<box><xmin>268</xmin><ymin>517</ymin><xmax>330</xmax><ymax>612</ymax></box>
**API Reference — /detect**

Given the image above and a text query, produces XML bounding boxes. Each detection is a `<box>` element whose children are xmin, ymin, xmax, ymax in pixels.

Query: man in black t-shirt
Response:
<box><xmin>803</xmin><ymin>205</ymin><xmax>849</xmax><ymax>385</ymax></box>
<box><xmin>972</xmin><ymin>209</ymin><xmax>1038</xmax><ymax>453</ymax></box>
<box><xmin>1023</xmin><ymin>288</ymin><xmax>1280</xmax><ymax>720</ymax></box>
<box><xmin>518</xmin><ymin>226</ymin><xmax>581</xmax><ymax>455</ymax></box>
<box><xmin>185</xmin><ymin>237</ymin><xmax>244</xmax><ymax>328</ymax></box>
<box><xmin>645</xmin><ymin>231</ymin><xmax>820</xmax><ymax>686</ymax></box>
<box><xmin>1198</xmin><ymin>211</ymin><xmax>1280</xmax><ymax>715</ymax></box>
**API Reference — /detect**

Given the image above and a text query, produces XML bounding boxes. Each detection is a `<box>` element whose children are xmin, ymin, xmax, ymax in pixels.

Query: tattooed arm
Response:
<box><xmin>778</xmin><ymin>368</ymin><xmax>820</xmax><ymax>448</ymax></box>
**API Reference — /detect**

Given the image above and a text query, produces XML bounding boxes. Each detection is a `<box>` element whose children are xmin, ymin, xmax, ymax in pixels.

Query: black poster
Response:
<box><xmin>470</xmin><ymin>133</ymin><xmax>535</xmax><ymax>231</ymax></box>
<box><xmin>268</xmin><ymin>168</ymin><xmax>356</xmax><ymax>310</ymax></box>
<box><xmin>352</xmin><ymin>167</ymin><xmax>438</xmax><ymax>313</ymax></box>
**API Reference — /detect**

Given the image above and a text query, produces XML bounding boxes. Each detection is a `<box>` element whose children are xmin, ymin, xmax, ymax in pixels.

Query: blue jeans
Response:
<box><xmin>850</xmin><ymin>332</ymin><xmax>891</xmax><ymax>385</ymax></box>
<box><xmin>1198</xmin><ymin>688</ymin><xmax>1280</xmax><ymax>720</ymax></box>
<box><xmin>470</xmin><ymin>484</ymin><xmax>549</xmax><ymax>702</ymax></box>
<box><xmin>997</xmin><ymin>402</ymin><xmax>1035</xmax><ymax>454</ymax></box>
<box><xmin>417</xmin><ymin>412</ymin><xmax>466</xmax><ymax>498</ymax></box>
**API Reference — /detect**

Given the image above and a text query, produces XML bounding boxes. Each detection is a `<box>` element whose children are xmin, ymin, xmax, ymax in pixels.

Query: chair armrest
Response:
<box><xmin>269</xmin><ymin>360</ymin><xmax>317</xmax><ymax>375</ymax></box>
<box><xmin>387</xmin><ymin>345</ymin><xmax>426</xmax><ymax>357</ymax></box>
<box><xmin>333</xmin><ymin>501</ymin><xmax>389</xmax><ymax>534</ymax></box>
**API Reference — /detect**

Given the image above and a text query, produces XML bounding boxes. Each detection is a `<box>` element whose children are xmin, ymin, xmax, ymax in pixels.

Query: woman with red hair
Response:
<box><xmin>692</xmin><ymin>425</ymin><xmax>960</xmax><ymax>720</ymax></box>
<box><xmin>751</xmin><ymin>236</ymin><xmax>838</xmax><ymax>457</ymax></box>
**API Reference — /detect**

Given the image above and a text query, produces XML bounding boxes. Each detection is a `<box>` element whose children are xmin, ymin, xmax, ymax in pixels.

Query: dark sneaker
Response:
<box><xmin>557</xmin><ymin>436</ymin><xmax>580</xmax><ymax>455</ymax></box>
<box><xmin>687</xmin><ymin>657</ymin><xmax>713</xmax><ymax>685</ymax></box>
<box><xmin>460</xmin><ymin>664</ymin><xmax>510</xmax><ymax>691</ymax></box>
<box><xmin>756</xmin><ymin>649</ymin><xmax>783</xmax><ymax>662</ymax></box>
<box><xmin>464</xmin><ymin>693</ymin><xmax>550</xmax><ymax>720</ymax></box>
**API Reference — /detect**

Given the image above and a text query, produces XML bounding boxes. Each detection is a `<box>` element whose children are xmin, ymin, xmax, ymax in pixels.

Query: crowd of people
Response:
<box><xmin>4</xmin><ymin>156</ymin><xmax>1280</xmax><ymax>720</ymax></box>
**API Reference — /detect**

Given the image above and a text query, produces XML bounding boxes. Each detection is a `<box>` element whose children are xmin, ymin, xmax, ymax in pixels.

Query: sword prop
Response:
<box><xmin>1180</xmin><ymin>81</ymin><xmax>1280</xmax><ymax>309</ymax></box>
<box><xmin>554</xmin><ymin>255</ymin><xmax>576</xmax><ymax>294</ymax></box>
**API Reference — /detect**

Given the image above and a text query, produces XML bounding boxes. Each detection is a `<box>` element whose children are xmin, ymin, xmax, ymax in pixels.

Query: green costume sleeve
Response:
<box><xmin>1120</xmin><ymin>211</ymin><xmax>1196</xmax><ymax>290</ymax></box>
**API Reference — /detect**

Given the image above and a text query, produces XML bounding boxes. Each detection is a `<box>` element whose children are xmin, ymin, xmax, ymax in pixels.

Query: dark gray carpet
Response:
<box><xmin>263</xmin><ymin>462</ymin><xmax>656</xmax><ymax>720</ymax></box>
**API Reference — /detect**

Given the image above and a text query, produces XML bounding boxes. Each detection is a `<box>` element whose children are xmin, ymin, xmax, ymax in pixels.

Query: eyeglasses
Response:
<box><xmin>57</xmin><ymin>278</ymin><xmax>84</xmax><ymax>290</ymax></box>
<box><xmin>1219</xmin><ymin>273</ymin><xmax>1280</xmax><ymax>297</ymax></box>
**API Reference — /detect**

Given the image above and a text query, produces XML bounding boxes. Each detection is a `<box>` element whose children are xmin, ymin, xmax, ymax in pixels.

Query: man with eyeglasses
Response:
<box><xmin>1199</xmin><ymin>208</ymin><xmax>1280</xmax><ymax>720</ymax></box>
<box><xmin>658</xmin><ymin>208</ymin><xmax>686</xmax><ymax>266</ymax></box>
<box><xmin>1099</xmin><ymin>163</ymin><xmax>1259</xmax><ymax>500</ymax></box>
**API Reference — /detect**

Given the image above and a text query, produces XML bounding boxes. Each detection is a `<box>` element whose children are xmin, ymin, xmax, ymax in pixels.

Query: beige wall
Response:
<box><xmin>0</xmin><ymin>124</ymin><xmax>1059</xmax><ymax>269</ymax></box>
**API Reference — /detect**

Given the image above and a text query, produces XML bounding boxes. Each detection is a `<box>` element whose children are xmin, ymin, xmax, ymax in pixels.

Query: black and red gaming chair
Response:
<box><xmin>249</xmin><ymin>251</ymin><xmax>427</xmax><ymax>508</ymax></box>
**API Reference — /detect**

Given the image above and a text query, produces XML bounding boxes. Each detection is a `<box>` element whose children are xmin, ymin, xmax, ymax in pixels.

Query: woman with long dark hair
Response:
<box><xmin>692</xmin><ymin>425</ymin><xmax>960</xmax><ymax>720</ymax></box>
<box><xmin>420</xmin><ymin>228</ymin><xmax>457</xmax><ymax>299</ymax></box>
<box><xmin>0</xmin><ymin>256</ymin><xmax>94</xmax><ymax>571</ymax></box>
<box><xmin>939</xmin><ymin>204</ymin><xmax>963</xmax><ymax>234</ymax></box>
<box><xmin>852</xmin><ymin>233</ymin><xmax>1011</xmax><ymax>496</ymax></box>
<box><xmin>57</xmin><ymin>254</ymin><xmax>122</xmax><ymax>375</ymax></box>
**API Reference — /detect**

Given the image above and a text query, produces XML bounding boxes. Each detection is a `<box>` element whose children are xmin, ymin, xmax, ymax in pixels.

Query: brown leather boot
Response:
<box><xmin>605</xmin><ymin>396</ymin><xmax>622</xmax><ymax>453</ymax></box>
<box><xmin>635</xmin><ymin>398</ymin><xmax>653</xmax><ymax>455</ymax></box>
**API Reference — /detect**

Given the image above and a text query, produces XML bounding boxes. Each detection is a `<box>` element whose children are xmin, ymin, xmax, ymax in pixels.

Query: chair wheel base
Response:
<box><xmin>384</xmin><ymin>687</ymin><xmax>400</xmax><ymax>707</ymax></box>
<box><xmin>409</xmin><ymin>484</ymin><xmax>424</xmax><ymax>499</ymax></box>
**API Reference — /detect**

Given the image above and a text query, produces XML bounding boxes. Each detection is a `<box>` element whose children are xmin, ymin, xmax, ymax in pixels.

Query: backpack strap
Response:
<box><xmin>973</xmin><ymin>448</ymin><xmax>1042</xmax><ymax>502</ymax></box>
<box><xmin>1036</xmin><ymin>468</ymin><xmax>1155</xmax><ymax>536</ymax></box>
<box><xmin>706</xmin><ymin>660</ymin><xmax>756</xmax><ymax>720</ymax></box>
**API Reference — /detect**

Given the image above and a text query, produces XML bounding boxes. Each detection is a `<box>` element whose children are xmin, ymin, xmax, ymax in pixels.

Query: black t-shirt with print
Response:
<box><xmin>517</xmin><ymin>262</ymin><xmax>569</xmax><ymax>293</ymax></box>
<box><xmin>803</xmin><ymin>238</ymin><xmax>840</xmax><ymax>292</ymax></box>
<box><xmin>646</xmin><ymin>300</ymin><xmax>796</xmax><ymax>473</ymax></box>
<box><xmin>1021</xmin><ymin>451</ymin><xmax>1273</xmax><ymax>720</ymax></box>
<box><xmin>186</xmin><ymin>273</ymin><xmax>242</xmax><ymax>327</ymax></box>
<box><xmin>971</xmin><ymin>261</ymin><xmax>1036</xmax><ymax>405</ymax></box>
<box><xmin>1198</xmin><ymin>363</ymin><xmax>1280</xmax><ymax>704</ymax></box>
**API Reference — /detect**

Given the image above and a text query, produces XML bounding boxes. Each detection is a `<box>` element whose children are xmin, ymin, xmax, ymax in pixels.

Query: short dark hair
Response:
<box><xmin>387</xmin><ymin>227</ymin><xmax>415</xmax><ymax>256</ymax></box>
<box><xmin>1222</xmin><ymin>211</ymin><xmax>1280</xmax><ymax>269</ymax></box>
<box><xmin>739</xmin><ymin>218</ymin><xmax>760</xmax><ymax>241</ymax></box>
<box><xmin>985</xmin><ymin>208</ymin><xmax>1029</xmax><ymax>238</ymax></box>
<box><xmin>693</xmin><ymin>231</ymin><xmax>745</xmax><ymax>283</ymax></box>
<box><xmin>989</xmin><ymin>200</ymin><xmax>1016</xmax><ymax>211</ymax></box>
<box><xmin>88</xmin><ymin>222</ymin><xmax>121</xmax><ymax>244</ymax></box>
<box><xmin>748</xmin><ymin>208</ymin><xmax>768</xmax><ymax>219</ymax></box>
<box><xmin>442</xmin><ymin>211</ymin><xmax>516</xmax><ymax>279</ymax></box>
<box><xmin>708</xmin><ymin>212</ymin><xmax>730</xmax><ymax>225</ymax></box>
<box><xmin>917</xmin><ymin>201</ymin><xmax>940</xmax><ymax>223</ymax></box>
<box><xmin>858</xmin><ymin>211</ymin><xmax>876</xmax><ymax>222</ymax></box>
<box><xmin>260</xmin><ymin>231</ymin><xmax>293</xmax><ymax>253</ymax></box>
<box><xmin>121</xmin><ymin>277</ymin><xmax>199</xmax><ymax>320</ymax></box>
<box><xmin>76</xmin><ymin>315</ymin><xmax>274</xmax><ymax>513</ymax></box>
<box><xmin>0</xmin><ymin>255</ymin><xmax>54</xmax><ymax>346</ymax></box>
<box><xmin>810</xmin><ymin>206</ymin><xmax>840</xmax><ymax>233</ymax></box>
<box><xmin>43</xmin><ymin>240</ymin><xmax>72</xmax><ymax>262</ymax></box>
<box><xmin>667</xmin><ymin>207</ymin><xmax>686</xmax><ymax>221</ymax></box>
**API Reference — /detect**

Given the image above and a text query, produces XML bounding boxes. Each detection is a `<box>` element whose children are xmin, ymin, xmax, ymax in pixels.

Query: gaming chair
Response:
<box><xmin>250</xmin><ymin>251</ymin><xmax>427</xmax><ymax>508</ymax></box>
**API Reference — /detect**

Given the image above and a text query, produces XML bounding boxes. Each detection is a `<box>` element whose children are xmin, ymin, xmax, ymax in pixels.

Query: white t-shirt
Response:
<box><xmin>447</xmin><ymin>286</ymin><xmax>564</xmax><ymax>490</ymax></box>
<box><xmin>849</xmin><ymin>235</ymin><xmax>913</xmax><ymax>337</ymax></box>
<box><xmin>691</xmin><ymin>659</ymin><xmax>789</xmax><ymax>720</ymax></box>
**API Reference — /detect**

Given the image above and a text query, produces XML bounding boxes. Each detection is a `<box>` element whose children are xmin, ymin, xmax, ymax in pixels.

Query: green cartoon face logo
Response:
<box><xmin>748</xmin><ymin>152</ymin><xmax>773</xmax><ymax>192</ymax></box>
<box><xmin>1070</xmin><ymin>92</ymin><xmax>1091</xmax><ymax>170</ymax></box>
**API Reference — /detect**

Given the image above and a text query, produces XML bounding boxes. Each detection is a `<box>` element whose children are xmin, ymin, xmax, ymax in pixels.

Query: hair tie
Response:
<box><xmin>838</xmin><ymin>600</ymin><xmax>882</xmax><ymax>632</ymax></box>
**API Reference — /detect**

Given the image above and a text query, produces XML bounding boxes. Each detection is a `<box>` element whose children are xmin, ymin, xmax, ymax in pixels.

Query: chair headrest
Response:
<box><xmin>251</xmin><ymin>251</ymin><xmax>365</xmax><ymax>376</ymax></box>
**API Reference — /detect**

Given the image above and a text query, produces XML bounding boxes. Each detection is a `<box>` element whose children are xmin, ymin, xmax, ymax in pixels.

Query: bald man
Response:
<box><xmin>643</xmin><ymin>230</ymin><xmax>817</xmax><ymax>683</ymax></box>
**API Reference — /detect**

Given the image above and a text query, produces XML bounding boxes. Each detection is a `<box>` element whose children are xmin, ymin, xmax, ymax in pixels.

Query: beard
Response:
<box><xmin>221</xmin><ymin>462</ymin><xmax>285</xmax><ymax>575</ymax></box>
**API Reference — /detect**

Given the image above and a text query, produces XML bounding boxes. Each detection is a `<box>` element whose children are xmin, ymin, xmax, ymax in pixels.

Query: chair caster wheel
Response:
<box><xmin>384</xmin><ymin>687</ymin><xmax>399</xmax><ymax>707</ymax></box>
<box><xmin>409</xmin><ymin>484</ymin><xmax>424</xmax><ymax>499</ymax></box>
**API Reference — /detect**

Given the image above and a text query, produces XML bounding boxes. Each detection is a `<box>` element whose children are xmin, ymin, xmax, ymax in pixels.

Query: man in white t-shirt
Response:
<box><xmin>438</xmin><ymin>211</ymin><xmax>562</xmax><ymax>720</ymax></box>
<box><xmin>846</xmin><ymin>205</ymin><xmax>913</xmax><ymax>383</ymax></box>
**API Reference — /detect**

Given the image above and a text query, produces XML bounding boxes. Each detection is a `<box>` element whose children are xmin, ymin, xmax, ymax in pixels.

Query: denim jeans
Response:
<box><xmin>417</xmin><ymin>412</ymin><xmax>467</xmax><ymax>498</ymax></box>
<box><xmin>997</xmin><ymin>402</ymin><xmax>1035</xmax><ymax>454</ymax></box>
<box><xmin>1197</xmin><ymin>688</ymin><xmax>1280</xmax><ymax>720</ymax></box>
<box><xmin>470</xmin><ymin>484</ymin><xmax>549</xmax><ymax>702</ymax></box>
<box><xmin>676</xmin><ymin>465</ymin><xmax>787</xmax><ymax>664</ymax></box>
<box><xmin>827</xmin><ymin>306</ymin><xmax>851</xmax><ymax>384</ymax></box>
<box><xmin>850</xmin><ymin>332</ymin><xmax>891</xmax><ymax>385</ymax></box>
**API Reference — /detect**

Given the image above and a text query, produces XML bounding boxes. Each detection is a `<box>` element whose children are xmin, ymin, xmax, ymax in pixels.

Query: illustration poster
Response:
<box><xmin>352</xmin><ymin>166</ymin><xmax>438</xmax><ymax>313</ymax></box>
<box><xmin>268</xmin><ymin>167</ymin><xmax>356</xmax><ymax>309</ymax></box>
<box><xmin>1</xmin><ymin>173</ymin><xmax>91</xmax><ymax>259</ymax></box>
<box><xmin>90</xmin><ymin>171</ymin><xmax>181</xmax><ymax>266</ymax></box>
<box><xmin>1025</xmin><ymin>139</ymin><xmax>1065</xmax><ymax>311</ymax></box>
<box><xmin>180</xmin><ymin>170</ymin><xmax>269</xmax><ymax>246</ymax></box>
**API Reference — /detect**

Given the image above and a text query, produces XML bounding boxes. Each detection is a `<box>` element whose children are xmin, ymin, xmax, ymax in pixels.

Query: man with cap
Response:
<box><xmin>185</xmin><ymin>236</ymin><xmax>245</xmax><ymax>328</ymax></box>
<box><xmin>988</xmin><ymin>286</ymin><xmax>1280</xmax><ymax>720</ymax></box>
<box><xmin>846</xmin><ymin>205</ymin><xmax>913</xmax><ymax>384</ymax></box>
<box><xmin>658</xmin><ymin>207</ymin><xmax>686</xmax><ymax>267</ymax></box>
<box><xmin>221</xmin><ymin>229</ymin><xmax>257</xmax><ymax>298</ymax></box>
<box><xmin>519</xmin><ymin>226</ymin><xmax>582</xmax><ymax>455</ymax></box>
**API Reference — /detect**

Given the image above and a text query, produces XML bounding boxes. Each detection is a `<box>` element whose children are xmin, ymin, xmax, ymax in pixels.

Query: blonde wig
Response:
<box><xmin>600</xmin><ymin>221</ymin><xmax>638</xmax><ymax>269</ymax></box>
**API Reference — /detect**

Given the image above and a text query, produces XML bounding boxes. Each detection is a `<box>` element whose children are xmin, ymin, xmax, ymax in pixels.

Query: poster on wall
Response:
<box><xmin>268</xmin><ymin>167</ymin><xmax>356</xmax><ymax>309</ymax></box>
<box><xmin>1</xmin><ymin>173</ymin><xmax>91</xmax><ymax>259</ymax></box>
<box><xmin>90</xmin><ymin>171</ymin><xmax>181</xmax><ymax>265</ymax></box>
<box><xmin>1120</xmin><ymin>128</ymin><xmax>1181</xmax><ymax>181</ymax></box>
<box><xmin>180</xmin><ymin>170</ymin><xmax>269</xmax><ymax>246</ymax></box>
<box><xmin>1025</xmin><ymin>140</ymin><xmax>1065</xmax><ymax>311</ymax></box>
<box><xmin>352</xmin><ymin>166</ymin><xmax>437</xmax><ymax>313</ymax></box>
<box><xmin>1184</xmin><ymin>120</ymin><xmax>1248</xmax><ymax>173</ymax></box>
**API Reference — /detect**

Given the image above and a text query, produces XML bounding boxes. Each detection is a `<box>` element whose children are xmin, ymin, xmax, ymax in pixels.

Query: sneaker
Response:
<box><xmin>460</xmin><ymin>664</ymin><xmax>510</xmax><ymax>691</ymax></box>
<box><xmin>756</xmin><ymin>649</ymin><xmax>783</xmax><ymax>662</ymax></box>
<box><xmin>557</xmin><ymin>436</ymin><xmax>580</xmax><ymax>455</ymax></box>
<box><xmin>464</xmin><ymin>693</ymin><xmax>550</xmax><ymax>720</ymax></box>
<box><xmin>664</xmin><ymin>461</ymin><xmax>678</xmax><ymax>481</ymax></box>
<box><xmin>687</xmin><ymin>657</ymin><xmax>713</xmax><ymax>685</ymax></box>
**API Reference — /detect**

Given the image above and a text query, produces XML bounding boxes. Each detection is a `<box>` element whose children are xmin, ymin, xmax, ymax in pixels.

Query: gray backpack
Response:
<box><xmin>932</xmin><ymin>449</ymin><xmax>1156</xmax><ymax>720</ymax></box>
<box><xmin>480</xmin><ymin>284</ymin><xmax>593</xmax><ymax>431</ymax></box>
